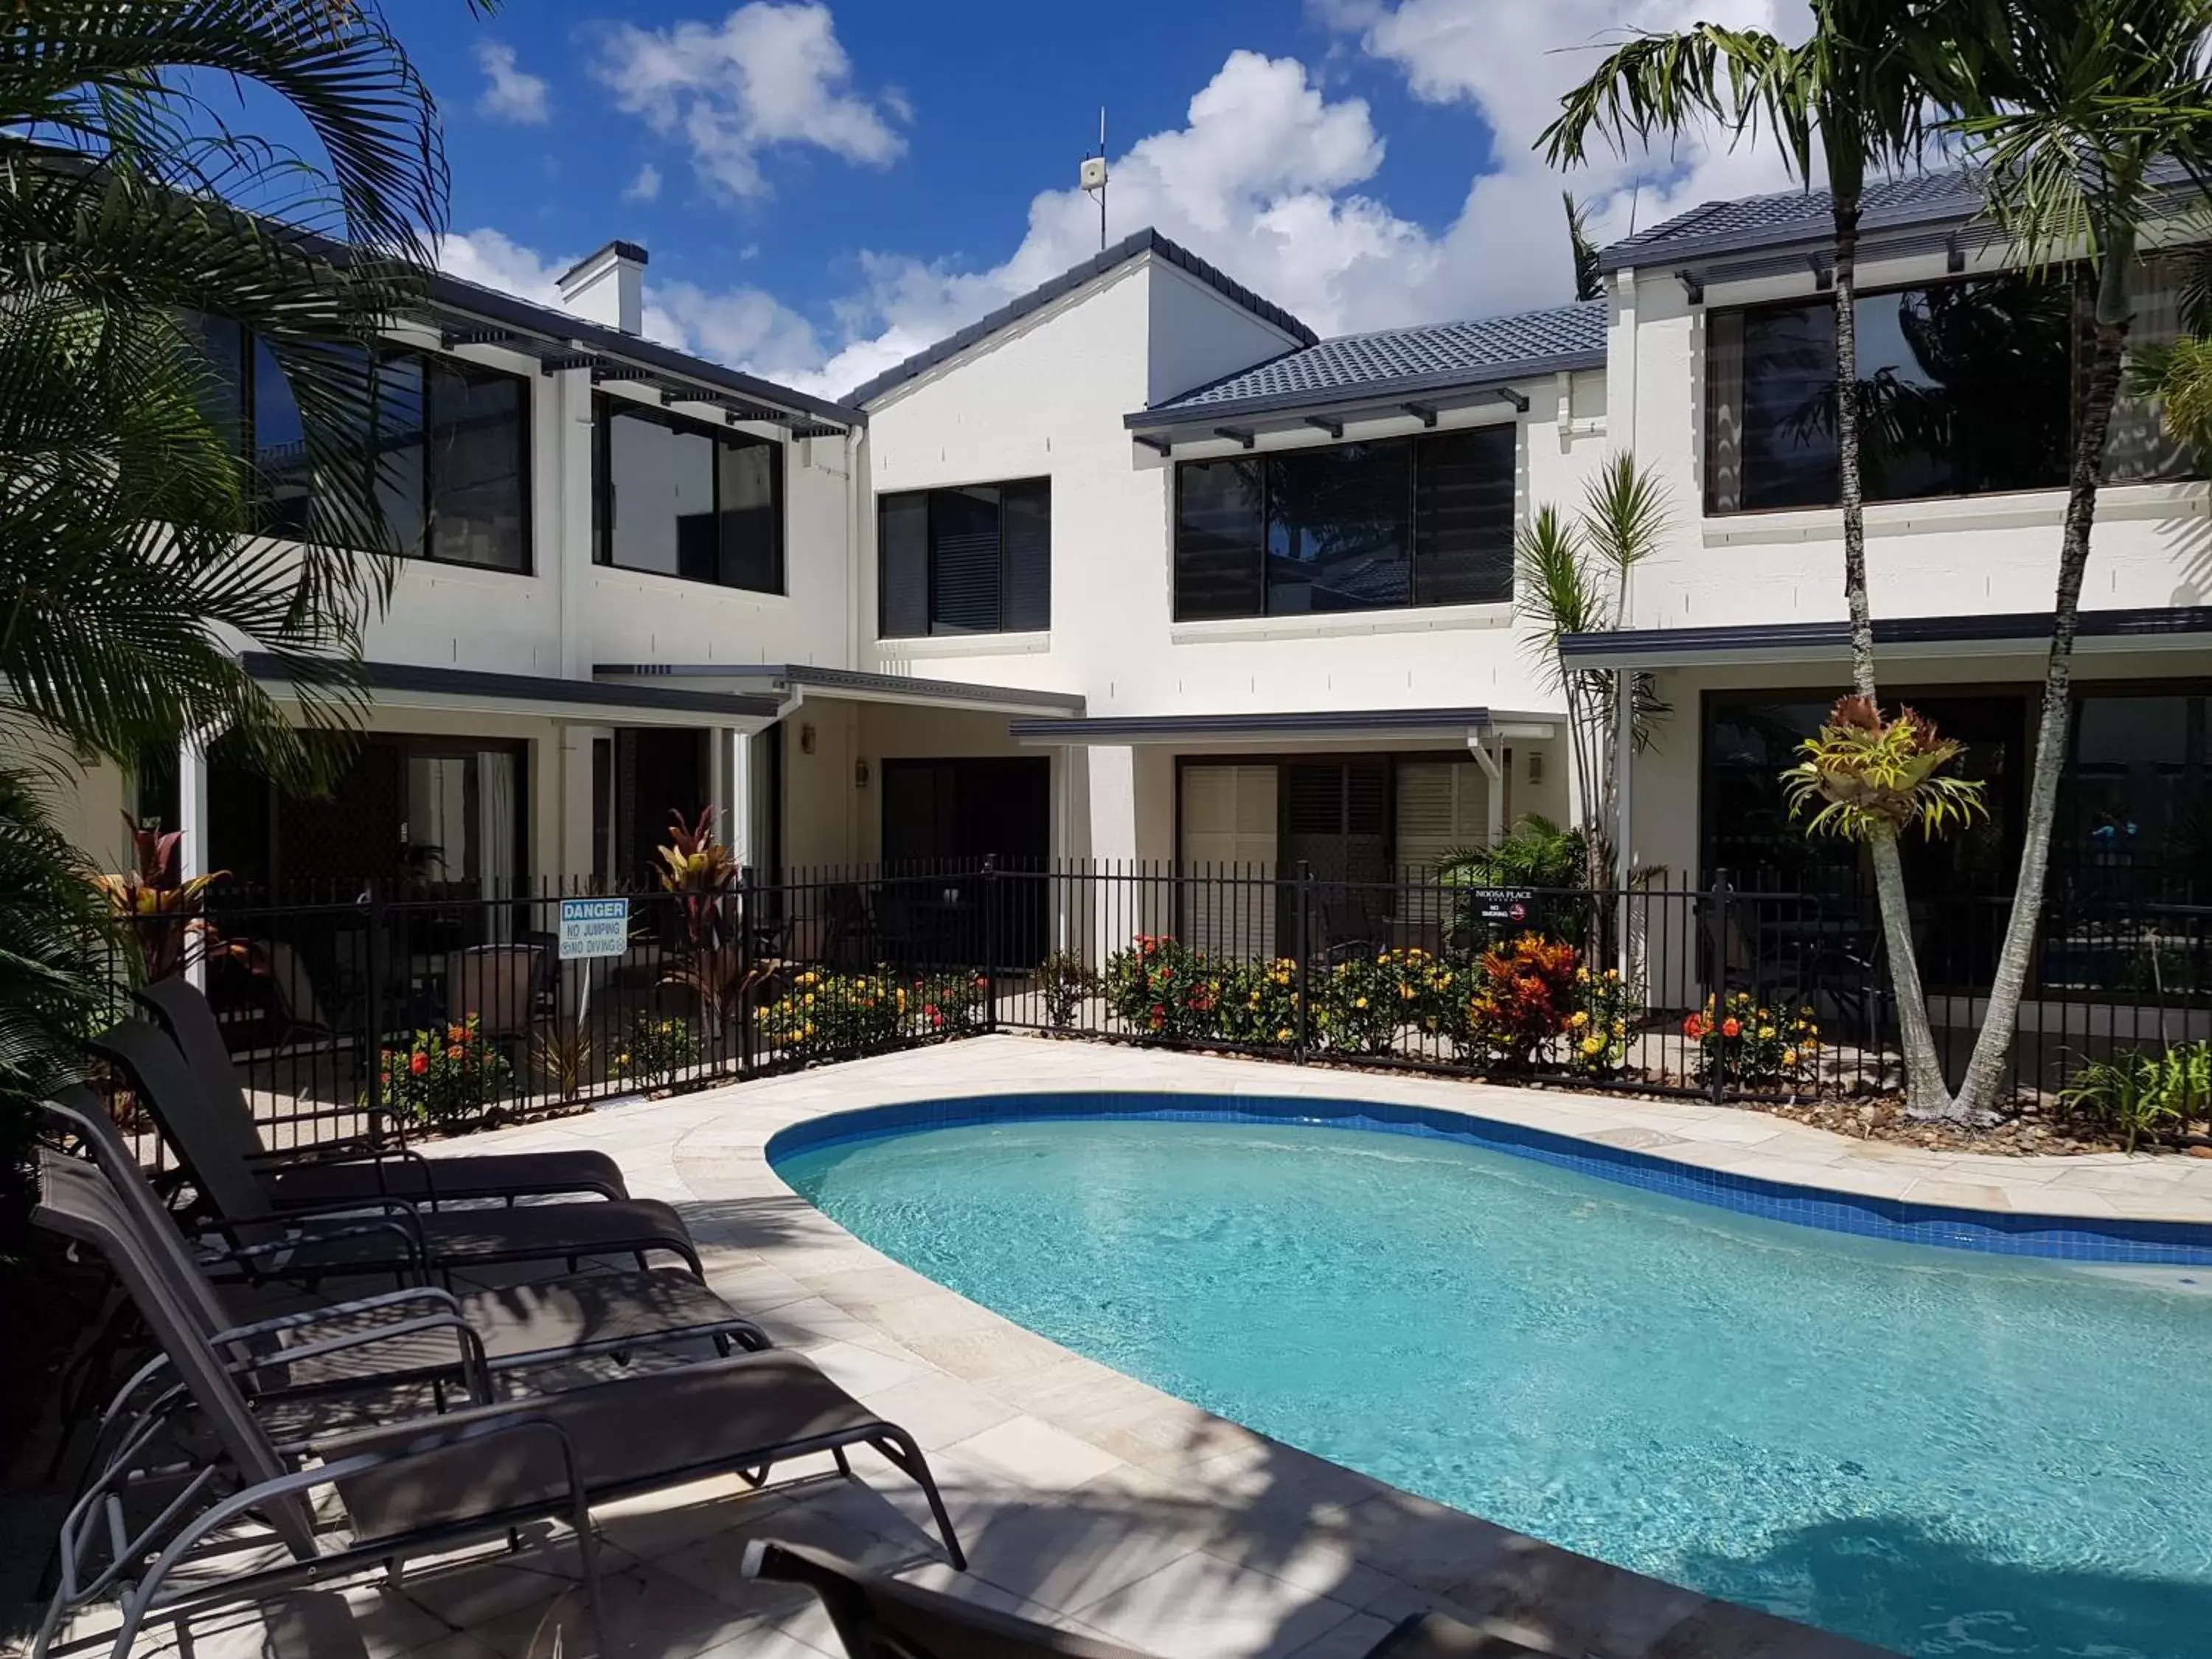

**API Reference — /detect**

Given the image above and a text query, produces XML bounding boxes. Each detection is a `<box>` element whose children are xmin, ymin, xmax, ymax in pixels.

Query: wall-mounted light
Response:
<box><xmin>855</xmin><ymin>759</ymin><xmax>871</xmax><ymax>789</ymax></box>
<box><xmin>1528</xmin><ymin>750</ymin><xmax>1545</xmax><ymax>785</ymax></box>
<box><xmin>799</xmin><ymin>723</ymin><xmax>817</xmax><ymax>756</ymax></box>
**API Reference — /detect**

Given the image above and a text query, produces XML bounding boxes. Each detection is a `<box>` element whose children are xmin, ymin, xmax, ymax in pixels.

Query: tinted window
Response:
<box><xmin>1708</xmin><ymin>272</ymin><xmax>2084</xmax><ymax>512</ymax></box>
<box><xmin>426</xmin><ymin>360</ymin><xmax>528</xmax><ymax>570</ymax></box>
<box><xmin>875</xmin><ymin>479</ymin><xmax>1051</xmax><ymax>637</ymax></box>
<box><xmin>597</xmin><ymin>398</ymin><xmax>782</xmax><ymax>593</ymax></box>
<box><xmin>1172</xmin><ymin>428</ymin><xmax>1513</xmax><ymax>620</ymax></box>
<box><xmin>1265</xmin><ymin>440</ymin><xmax>1411</xmax><ymax>614</ymax></box>
<box><xmin>251</xmin><ymin>335</ymin><xmax>313</xmax><ymax>539</ymax></box>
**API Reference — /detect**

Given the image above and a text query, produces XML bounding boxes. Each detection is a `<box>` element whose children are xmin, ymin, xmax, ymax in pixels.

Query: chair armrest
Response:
<box><xmin>212</xmin><ymin>1284</ymin><xmax>464</xmax><ymax>1343</ymax></box>
<box><xmin>227</xmin><ymin>1310</ymin><xmax>493</xmax><ymax>1405</ymax></box>
<box><xmin>255</xmin><ymin>1144</ymin><xmax>445</xmax><ymax>1208</ymax></box>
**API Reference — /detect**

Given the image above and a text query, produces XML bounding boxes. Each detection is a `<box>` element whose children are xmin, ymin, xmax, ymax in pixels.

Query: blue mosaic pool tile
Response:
<box><xmin>764</xmin><ymin>1091</ymin><xmax>2212</xmax><ymax>1266</ymax></box>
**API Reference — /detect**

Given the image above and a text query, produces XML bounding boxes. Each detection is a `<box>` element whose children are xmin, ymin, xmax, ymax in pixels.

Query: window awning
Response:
<box><xmin>1008</xmin><ymin>707</ymin><xmax>1558</xmax><ymax>747</ymax></box>
<box><xmin>244</xmin><ymin>655</ymin><xmax>783</xmax><ymax>729</ymax></box>
<box><xmin>1558</xmin><ymin>607</ymin><xmax>2212</xmax><ymax>672</ymax></box>
<box><xmin>594</xmin><ymin>662</ymin><xmax>1086</xmax><ymax>719</ymax></box>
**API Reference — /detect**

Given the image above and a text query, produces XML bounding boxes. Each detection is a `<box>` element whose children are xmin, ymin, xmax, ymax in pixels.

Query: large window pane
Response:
<box><xmin>716</xmin><ymin>437</ymin><xmax>781</xmax><ymax>592</ymax></box>
<box><xmin>2060</xmin><ymin>693</ymin><xmax>2212</xmax><ymax>897</ymax></box>
<box><xmin>372</xmin><ymin>353</ymin><xmax>425</xmax><ymax>556</ymax></box>
<box><xmin>1265</xmin><ymin>440</ymin><xmax>1411</xmax><ymax>614</ymax></box>
<box><xmin>929</xmin><ymin>486</ymin><xmax>1003</xmax><ymax>634</ymax></box>
<box><xmin>1173</xmin><ymin>458</ymin><xmax>1264</xmax><ymax>620</ymax></box>
<box><xmin>251</xmin><ymin>336</ymin><xmax>313</xmax><ymax>538</ymax></box>
<box><xmin>1739</xmin><ymin>304</ymin><xmax>1839</xmax><ymax>511</ymax></box>
<box><xmin>1413</xmin><ymin>426</ymin><xmax>1514</xmax><ymax>604</ymax></box>
<box><xmin>1857</xmin><ymin>276</ymin><xmax>2072</xmax><ymax>499</ymax></box>
<box><xmin>604</xmin><ymin>405</ymin><xmax>713</xmax><ymax>578</ymax></box>
<box><xmin>427</xmin><ymin>361</ymin><xmax>526</xmax><ymax>570</ymax></box>
<box><xmin>879</xmin><ymin>492</ymin><xmax>930</xmax><ymax>637</ymax></box>
<box><xmin>2107</xmin><ymin>254</ymin><xmax>2198</xmax><ymax>483</ymax></box>
<box><xmin>1001</xmin><ymin>479</ymin><xmax>1051</xmax><ymax>631</ymax></box>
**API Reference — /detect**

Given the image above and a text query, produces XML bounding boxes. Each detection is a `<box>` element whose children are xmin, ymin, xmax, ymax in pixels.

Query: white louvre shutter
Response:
<box><xmin>1180</xmin><ymin>764</ymin><xmax>1276</xmax><ymax>959</ymax></box>
<box><xmin>1394</xmin><ymin>761</ymin><xmax>1487</xmax><ymax>875</ymax></box>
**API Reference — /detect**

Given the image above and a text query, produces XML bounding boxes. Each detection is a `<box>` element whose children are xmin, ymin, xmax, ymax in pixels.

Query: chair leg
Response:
<box><xmin>872</xmin><ymin>1431</ymin><xmax>965</xmax><ymax>1572</ymax></box>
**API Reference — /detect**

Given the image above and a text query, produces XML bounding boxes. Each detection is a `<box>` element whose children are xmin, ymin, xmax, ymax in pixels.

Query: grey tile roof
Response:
<box><xmin>1598</xmin><ymin>170</ymin><xmax>1985</xmax><ymax>271</ymax></box>
<box><xmin>1132</xmin><ymin>299</ymin><xmax>1606</xmax><ymax>427</ymax></box>
<box><xmin>845</xmin><ymin>229</ymin><xmax>1316</xmax><ymax>407</ymax></box>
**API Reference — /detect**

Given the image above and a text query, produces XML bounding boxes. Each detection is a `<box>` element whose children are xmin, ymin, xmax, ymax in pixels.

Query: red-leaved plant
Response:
<box><xmin>1467</xmin><ymin>933</ymin><xmax>1580</xmax><ymax>1070</ymax></box>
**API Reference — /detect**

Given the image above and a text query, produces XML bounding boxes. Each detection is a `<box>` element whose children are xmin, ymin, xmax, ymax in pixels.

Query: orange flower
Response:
<box><xmin>409</xmin><ymin>1051</ymin><xmax>429</xmax><ymax>1075</ymax></box>
<box><xmin>447</xmin><ymin>1023</ymin><xmax>465</xmax><ymax>1043</ymax></box>
<box><xmin>447</xmin><ymin>1044</ymin><xmax>465</xmax><ymax>1060</ymax></box>
<box><xmin>1720</xmin><ymin>1017</ymin><xmax>1742</xmax><ymax>1039</ymax></box>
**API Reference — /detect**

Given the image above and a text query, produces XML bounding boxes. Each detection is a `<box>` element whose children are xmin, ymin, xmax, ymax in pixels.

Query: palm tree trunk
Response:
<box><xmin>1832</xmin><ymin>200</ymin><xmax>1952</xmax><ymax>1115</ymax></box>
<box><xmin>1870</xmin><ymin>830</ymin><xmax>1947</xmax><ymax>1112</ymax></box>
<box><xmin>1953</xmin><ymin>250</ymin><xmax>2135</xmax><ymax>1119</ymax></box>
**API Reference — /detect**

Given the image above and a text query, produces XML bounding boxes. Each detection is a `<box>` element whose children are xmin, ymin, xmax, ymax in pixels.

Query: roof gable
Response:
<box><xmin>845</xmin><ymin>229</ymin><xmax>1315</xmax><ymax>408</ymax></box>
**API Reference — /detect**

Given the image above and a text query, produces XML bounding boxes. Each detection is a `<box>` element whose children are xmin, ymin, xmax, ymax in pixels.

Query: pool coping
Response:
<box><xmin>766</xmin><ymin>1086</ymin><xmax>2212</xmax><ymax>1267</ymax></box>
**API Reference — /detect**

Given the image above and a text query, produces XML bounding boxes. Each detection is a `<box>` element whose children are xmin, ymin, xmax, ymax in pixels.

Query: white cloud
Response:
<box><xmin>474</xmin><ymin>41</ymin><xmax>551</xmax><ymax>125</ymax></box>
<box><xmin>435</xmin><ymin>227</ymin><xmax>826</xmax><ymax>386</ymax></box>
<box><xmin>624</xmin><ymin>163</ymin><xmax>663</xmax><ymax>203</ymax></box>
<box><xmin>445</xmin><ymin>9</ymin><xmax>1824</xmax><ymax>401</ymax></box>
<box><xmin>593</xmin><ymin>1</ymin><xmax>905</xmax><ymax>201</ymax></box>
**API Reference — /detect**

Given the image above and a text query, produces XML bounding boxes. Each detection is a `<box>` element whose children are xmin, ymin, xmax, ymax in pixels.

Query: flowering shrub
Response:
<box><xmin>1565</xmin><ymin>964</ymin><xmax>1643</xmax><ymax>1078</ymax></box>
<box><xmin>1037</xmin><ymin>951</ymin><xmax>1099</xmax><ymax>1029</ymax></box>
<box><xmin>1214</xmin><ymin>958</ymin><xmax>1302</xmax><ymax>1046</ymax></box>
<box><xmin>1312</xmin><ymin>953</ymin><xmax>1413</xmax><ymax>1055</ymax></box>
<box><xmin>1102</xmin><ymin>935</ymin><xmax>1221</xmax><ymax>1040</ymax></box>
<box><xmin>377</xmin><ymin>1017</ymin><xmax>512</xmax><ymax>1127</ymax></box>
<box><xmin>757</xmin><ymin>969</ymin><xmax>902</xmax><ymax>1060</ymax></box>
<box><xmin>1683</xmin><ymin>992</ymin><xmax>1820</xmax><ymax>1088</ymax></box>
<box><xmin>1467</xmin><ymin>933</ymin><xmax>1581</xmax><ymax>1070</ymax></box>
<box><xmin>914</xmin><ymin>971</ymin><xmax>989</xmax><ymax>1037</ymax></box>
<box><xmin>615</xmin><ymin>1011</ymin><xmax>698</xmax><ymax>1092</ymax></box>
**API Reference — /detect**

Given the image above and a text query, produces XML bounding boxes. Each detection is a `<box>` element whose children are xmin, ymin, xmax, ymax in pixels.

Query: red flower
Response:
<box><xmin>409</xmin><ymin>1051</ymin><xmax>429</xmax><ymax>1075</ymax></box>
<box><xmin>1720</xmin><ymin>1018</ymin><xmax>1742</xmax><ymax>1039</ymax></box>
<box><xmin>1682</xmin><ymin>1015</ymin><xmax>1707</xmax><ymax>1039</ymax></box>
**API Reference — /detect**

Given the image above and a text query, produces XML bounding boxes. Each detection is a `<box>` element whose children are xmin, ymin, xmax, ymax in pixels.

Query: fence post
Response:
<box><xmin>362</xmin><ymin>881</ymin><xmax>390</xmax><ymax>1147</ymax></box>
<box><xmin>1708</xmin><ymin>869</ymin><xmax>1733</xmax><ymax>1107</ymax></box>
<box><xmin>981</xmin><ymin>855</ymin><xmax>1000</xmax><ymax>1034</ymax></box>
<box><xmin>1294</xmin><ymin>860</ymin><xmax>1312</xmax><ymax>1062</ymax></box>
<box><xmin>736</xmin><ymin>865</ymin><xmax>755</xmax><ymax>1078</ymax></box>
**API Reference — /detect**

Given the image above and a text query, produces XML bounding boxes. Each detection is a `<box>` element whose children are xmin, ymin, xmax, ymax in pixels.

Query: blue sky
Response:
<box><xmin>384</xmin><ymin>0</ymin><xmax>1804</xmax><ymax>396</ymax></box>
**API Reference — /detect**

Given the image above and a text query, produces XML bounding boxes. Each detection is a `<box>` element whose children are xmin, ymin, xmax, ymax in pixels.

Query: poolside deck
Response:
<box><xmin>52</xmin><ymin>1032</ymin><xmax>2205</xmax><ymax>1659</ymax></box>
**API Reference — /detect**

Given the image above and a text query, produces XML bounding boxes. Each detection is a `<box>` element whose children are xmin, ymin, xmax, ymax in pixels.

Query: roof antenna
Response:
<box><xmin>1080</xmin><ymin>107</ymin><xmax>1108</xmax><ymax>250</ymax></box>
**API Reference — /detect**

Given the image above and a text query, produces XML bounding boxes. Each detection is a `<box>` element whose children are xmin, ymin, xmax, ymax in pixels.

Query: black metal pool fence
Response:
<box><xmin>112</xmin><ymin>859</ymin><xmax>2212</xmax><ymax>1150</ymax></box>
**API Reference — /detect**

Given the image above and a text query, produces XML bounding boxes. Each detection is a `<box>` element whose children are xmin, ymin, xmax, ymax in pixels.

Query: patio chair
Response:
<box><xmin>742</xmin><ymin>1540</ymin><xmax>1559</xmax><ymax>1659</ymax></box>
<box><xmin>29</xmin><ymin>1152</ymin><xmax>965</xmax><ymax>1659</ymax></box>
<box><xmin>89</xmin><ymin>1020</ymin><xmax>707</xmax><ymax>1286</ymax></box>
<box><xmin>41</xmin><ymin>1093</ymin><xmax>769</xmax><ymax>1424</ymax></box>
<box><xmin>135</xmin><ymin>978</ymin><xmax>630</xmax><ymax>1211</ymax></box>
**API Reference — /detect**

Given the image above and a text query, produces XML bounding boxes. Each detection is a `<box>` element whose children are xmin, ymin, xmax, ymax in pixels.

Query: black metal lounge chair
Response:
<box><xmin>743</xmin><ymin>1540</ymin><xmax>1562</xmax><ymax>1659</ymax></box>
<box><xmin>42</xmin><ymin>1093</ymin><xmax>768</xmax><ymax>1424</ymax></box>
<box><xmin>89</xmin><ymin>1020</ymin><xmax>706</xmax><ymax>1285</ymax></box>
<box><xmin>30</xmin><ymin>1152</ymin><xmax>966</xmax><ymax>1659</ymax></box>
<box><xmin>134</xmin><ymin>976</ymin><xmax>630</xmax><ymax>1210</ymax></box>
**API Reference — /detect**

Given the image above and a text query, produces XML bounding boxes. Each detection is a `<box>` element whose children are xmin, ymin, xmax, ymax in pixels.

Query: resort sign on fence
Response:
<box><xmin>1465</xmin><ymin>887</ymin><xmax>1540</xmax><ymax>927</ymax></box>
<box><xmin>557</xmin><ymin>897</ymin><xmax>631</xmax><ymax>959</ymax></box>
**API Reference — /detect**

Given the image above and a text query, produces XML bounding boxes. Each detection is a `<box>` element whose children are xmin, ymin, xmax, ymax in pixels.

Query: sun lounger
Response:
<box><xmin>135</xmin><ymin>976</ymin><xmax>628</xmax><ymax>1210</ymax></box>
<box><xmin>31</xmin><ymin>1151</ymin><xmax>964</xmax><ymax>1659</ymax></box>
<box><xmin>43</xmin><ymin>1093</ymin><xmax>768</xmax><ymax>1425</ymax></box>
<box><xmin>742</xmin><ymin>1539</ymin><xmax>1563</xmax><ymax>1659</ymax></box>
<box><xmin>90</xmin><ymin>1020</ymin><xmax>703</xmax><ymax>1285</ymax></box>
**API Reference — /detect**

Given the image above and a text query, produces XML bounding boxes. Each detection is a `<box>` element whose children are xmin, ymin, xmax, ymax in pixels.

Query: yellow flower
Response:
<box><xmin>1604</xmin><ymin>967</ymin><xmax>1620</xmax><ymax>982</ymax></box>
<box><xmin>795</xmin><ymin>971</ymin><xmax>817</xmax><ymax>988</ymax></box>
<box><xmin>1611</xmin><ymin>1019</ymin><xmax>1626</xmax><ymax>1036</ymax></box>
<box><xmin>1783</xmin><ymin>1048</ymin><xmax>1798</xmax><ymax>1066</ymax></box>
<box><xmin>1568</xmin><ymin>1010</ymin><xmax>1590</xmax><ymax>1029</ymax></box>
<box><xmin>1399</xmin><ymin>984</ymin><xmax>1416</xmax><ymax>1001</ymax></box>
<box><xmin>1276</xmin><ymin>1027</ymin><xmax>1293</xmax><ymax>1041</ymax></box>
<box><xmin>1581</xmin><ymin>1036</ymin><xmax>1604</xmax><ymax>1057</ymax></box>
<box><xmin>1576</xmin><ymin>967</ymin><xmax>1590</xmax><ymax>984</ymax></box>
<box><xmin>1354</xmin><ymin>996</ymin><xmax>1368</xmax><ymax>1009</ymax></box>
<box><xmin>1758</xmin><ymin>1026</ymin><xmax>1775</xmax><ymax>1040</ymax></box>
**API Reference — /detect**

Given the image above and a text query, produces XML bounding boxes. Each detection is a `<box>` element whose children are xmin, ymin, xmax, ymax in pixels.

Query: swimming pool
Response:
<box><xmin>771</xmin><ymin>1096</ymin><xmax>2212</xmax><ymax>1659</ymax></box>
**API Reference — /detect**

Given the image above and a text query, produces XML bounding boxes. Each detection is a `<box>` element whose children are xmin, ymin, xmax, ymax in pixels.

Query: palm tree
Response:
<box><xmin>0</xmin><ymin>0</ymin><xmax>449</xmax><ymax>1153</ymax></box>
<box><xmin>1541</xmin><ymin>3</ymin><xmax>1978</xmax><ymax>1116</ymax></box>
<box><xmin>1514</xmin><ymin>453</ymin><xmax>1671</xmax><ymax>900</ymax></box>
<box><xmin>1563</xmin><ymin>192</ymin><xmax>1604</xmax><ymax>302</ymax></box>
<box><xmin>1941</xmin><ymin>0</ymin><xmax>2212</xmax><ymax>1119</ymax></box>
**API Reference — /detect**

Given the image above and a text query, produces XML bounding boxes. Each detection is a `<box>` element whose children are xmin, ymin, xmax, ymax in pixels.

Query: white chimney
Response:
<box><xmin>557</xmin><ymin>240</ymin><xmax>648</xmax><ymax>335</ymax></box>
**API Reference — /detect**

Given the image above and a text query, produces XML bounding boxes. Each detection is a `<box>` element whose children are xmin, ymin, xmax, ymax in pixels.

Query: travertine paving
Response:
<box><xmin>58</xmin><ymin>1033</ymin><xmax>2205</xmax><ymax>1659</ymax></box>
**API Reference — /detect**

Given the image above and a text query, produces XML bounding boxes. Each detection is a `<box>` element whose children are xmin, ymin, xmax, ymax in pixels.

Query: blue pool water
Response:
<box><xmin>774</xmin><ymin>1111</ymin><xmax>2212</xmax><ymax>1659</ymax></box>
